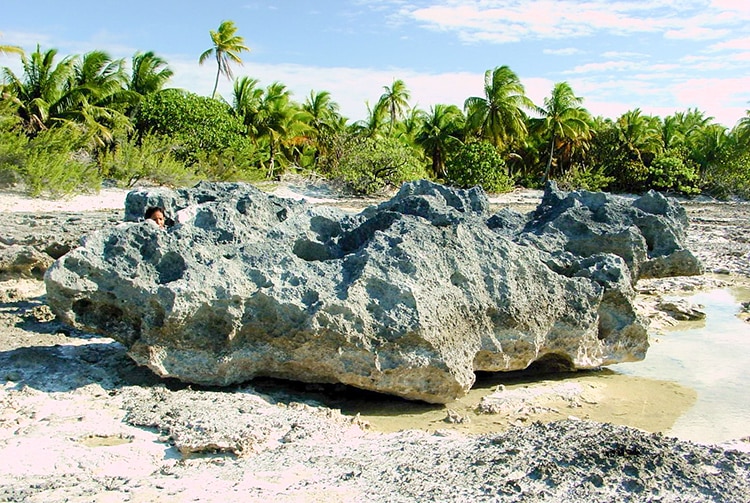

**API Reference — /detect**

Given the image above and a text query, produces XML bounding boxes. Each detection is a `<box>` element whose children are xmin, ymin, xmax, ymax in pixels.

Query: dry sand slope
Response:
<box><xmin>0</xmin><ymin>182</ymin><xmax>749</xmax><ymax>502</ymax></box>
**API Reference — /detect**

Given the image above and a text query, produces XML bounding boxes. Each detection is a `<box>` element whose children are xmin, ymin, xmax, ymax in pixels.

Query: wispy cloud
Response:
<box><xmin>665</xmin><ymin>26</ymin><xmax>729</xmax><ymax>40</ymax></box>
<box><xmin>672</xmin><ymin>76</ymin><xmax>750</xmax><ymax>123</ymax></box>
<box><xmin>402</xmin><ymin>0</ymin><xmax>750</xmax><ymax>43</ymax></box>
<box><xmin>543</xmin><ymin>47</ymin><xmax>583</xmax><ymax>56</ymax></box>
<box><xmin>566</xmin><ymin>60</ymin><xmax>641</xmax><ymax>74</ymax></box>
<box><xmin>711</xmin><ymin>35</ymin><xmax>750</xmax><ymax>51</ymax></box>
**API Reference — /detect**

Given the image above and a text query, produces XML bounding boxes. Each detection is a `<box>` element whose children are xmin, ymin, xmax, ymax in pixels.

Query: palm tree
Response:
<box><xmin>303</xmin><ymin>90</ymin><xmax>343</xmax><ymax>168</ymax></box>
<box><xmin>353</xmin><ymin>99</ymin><xmax>388</xmax><ymax>139</ymax></box>
<box><xmin>616</xmin><ymin>109</ymin><xmax>663</xmax><ymax>164</ymax></box>
<box><xmin>660</xmin><ymin>114</ymin><xmax>685</xmax><ymax>152</ymax></box>
<box><xmin>415</xmin><ymin>104</ymin><xmax>464</xmax><ymax>178</ymax></box>
<box><xmin>464</xmin><ymin>66</ymin><xmax>535</xmax><ymax>149</ymax></box>
<box><xmin>0</xmin><ymin>32</ymin><xmax>23</xmax><ymax>56</ymax></box>
<box><xmin>534</xmin><ymin>82</ymin><xmax>593</xmax><ymax>182</ymax></box>
<box><xmin>231</xmin><ymin>75</ymin><xmax>263</xmax><ymax>135</ymax></box>
<box><xmin>248</xmin><ymin>82</ymin><xmax>309</xmax><ymax>177</ymax></box>
<box><xmin>398</xmin><ymin>107</ymin><xmax>427</xmax><ymax>143</ymax></box>
<box><xmin>67</xmin><ymin>50</ymin><xmax>131</xmax><ymax>146</ymax></box>
<box><xmin>2</xmin><ymin>47</ymin><xmax>131</xmax><ymax>146</ymax></box>
<box><xmin>129</xmin><ymin>51</ymin><xmax>173</xmax><ymax>97</ymax></box>
<box><xmin>199</xmin><ymin>20</ymin><xmax>250</xmax><ymax>99</ymax></box>
<box><xmin>690</xmin><ymin>123</ymin><xmax>730</xmax><ymax>176</ymax></box>
<box><xmin>734</xmin><ymin>107</ymin><xmax>750</xmax><ymax>147</ymax></box>
<box><xmin>303</xmin><ymin>90</ymin><xmax>341</xmax><ymax>134</ymax></box>
<box><xmin>378</xmin><ymin>79</ymin><xmax>410</xmax><ymax>134</ymax></box>
<box><xmin>1</xmin><ymin>46</ymin><xmax>76</xmax><ymax>133</ymax></box>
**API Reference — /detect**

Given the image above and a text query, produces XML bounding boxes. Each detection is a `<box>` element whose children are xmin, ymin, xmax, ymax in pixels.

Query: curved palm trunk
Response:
<box><xmin>210</xmin><ymin>67</ymin><xmax>220</xmax><ymax>99</ymax></box>
<box><xmin>432</xmin><ymin>147</ymin><xmax>444</xmax><ymax>179</ymax></box>
<box><xmin>542</xmin><ymin>133</ymin><xmax>556</xmax><ymax>183</ymax></box>
<box><xmin>267</xmin><ymin>141</ymin><xmax>276</xmax><ymax>179</ymax></box>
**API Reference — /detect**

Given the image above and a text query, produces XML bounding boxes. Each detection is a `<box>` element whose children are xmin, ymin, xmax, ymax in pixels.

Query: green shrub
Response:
<box><xmin>445</xmin><ymin>141</ymin><xmax>513</xmax><ymax>193</ymax></box>
<box><xmin>701</xmin><ymin>146</ymin><xmax>750</xmax><ymax>199</ymax></box>
<box><xmin>99</xmin><ymin>133</ymin><xmax>196</xmax><ymax>188</ymax></box>
<box><xmin>0</xmin><ymin>130</ymin><xmax>26</xmax><ymax>187</ymax></box>
<box><xmin>332</xmin><ymin>136</ymin><xmax>428</xmax><ymax>195</ymax></box>
<box><xmin>136</xmin><ymin>89</ymin><xmax>245</xmax><ymax>163</ymax></box>
<box><xmin>647</xmin><ymin>154</ymin><xmax>700</xmax><ymax>195</ymax></box>
<box><xmin>0</xmin><ymin>101</ymin><xmax>26</xmax><ymax>186</ymax></box>
<box><xmin>193</xmin><ymin>141</ymin><xmax>267</xmax><ymax>182</ymax></box>
<box><xmin>557</xmin><ymin>164</ymin><xmax>615</xmax><ymax>192</ymax></box>
<box><xmin>20</xmin><ymin>127</ymin><xmax>101</xmax><ymax>196</ymax></box>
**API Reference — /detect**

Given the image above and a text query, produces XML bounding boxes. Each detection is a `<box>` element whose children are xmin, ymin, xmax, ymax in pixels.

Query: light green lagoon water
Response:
<box><xmin>610</xmin><ymin>287</ymin><xmax>750</xmax><ymax>444</ymax></box>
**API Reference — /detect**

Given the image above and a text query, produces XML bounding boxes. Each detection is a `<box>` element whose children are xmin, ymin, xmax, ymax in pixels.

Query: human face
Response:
<box><xmin>149</xmin><ymin>210</ymin><xmax>165</xmax><ymax>228</ymax></box>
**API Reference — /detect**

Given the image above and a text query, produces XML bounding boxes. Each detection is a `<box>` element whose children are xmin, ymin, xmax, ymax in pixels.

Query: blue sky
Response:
<box><xmin>2</xmin><ymin>0</ymin><xmax>749</xmax><ymax>127</ymax></box>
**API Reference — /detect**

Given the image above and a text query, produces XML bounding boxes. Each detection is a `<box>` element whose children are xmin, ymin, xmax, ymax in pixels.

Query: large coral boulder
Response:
<box><xmin>45</xmin><ymin>181</ymin><xmax>699</xmax><ymax>403</ymax></box>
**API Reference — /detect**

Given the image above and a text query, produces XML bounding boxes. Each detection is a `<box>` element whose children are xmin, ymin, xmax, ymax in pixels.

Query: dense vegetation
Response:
<box><xmin>1</xmin><ymin>23</ymin><xmax>750</xmax><ymax>198</ymax></box>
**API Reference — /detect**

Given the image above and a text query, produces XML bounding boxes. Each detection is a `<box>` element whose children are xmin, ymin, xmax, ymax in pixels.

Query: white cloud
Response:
<box><xmin>672</xmin><ymin>76</ymin><xmax>750</xmax><ymax>125</ymax></box>
<box><xmin>544</xmin><ymin>47</ymin><xmax>583</xmax><ymax>56</ymax></box>
<box><xmin>601</xmin><ymin>51</ymin><xmax>647</xmax><ymax>58</ymax></box>
<box><xmin>402</xmin><ymin>0</ymin><xmax>750</xmax><ymax>45</ymax></box>
<box><xmin>665</xmin><ymin>26</ymin><xmax>729</xmax><ymax>40</ymax></box>
<box><xmin>711</xmin><ymin>35</ymin><xmax>750</xmax><ymax>51</ymax></box>
<box><xmin>566</xmin><ymin>60</ymin><xmax>640</xmax><ymax>74</ymax></box>
<box><xmin>711</xmin><ymin>0</ymin><xmax>750</xmax><ymax>16</ymax></box>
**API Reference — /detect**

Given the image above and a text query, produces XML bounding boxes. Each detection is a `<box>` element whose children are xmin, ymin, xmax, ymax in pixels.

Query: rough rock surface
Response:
<box><xmin>0</xmin><ymin>211</ymin><xmax>120</xmax><ymax>279</ymax></box>
<box><xmin>45</xmin><ymin>181</ymin><xmax>699</xmax><ymax>403</ymax></box>
<box><xmin>489</xmin><ymin>182</ymin><xmax>704</xmax><ymax>281</ymax></box>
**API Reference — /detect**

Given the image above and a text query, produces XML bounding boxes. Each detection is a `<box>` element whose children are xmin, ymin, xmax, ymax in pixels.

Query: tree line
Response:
<box><xmin>1</xmin><ymin>21</ymin><xmax>749</xmax><ymax>198</ymax></box>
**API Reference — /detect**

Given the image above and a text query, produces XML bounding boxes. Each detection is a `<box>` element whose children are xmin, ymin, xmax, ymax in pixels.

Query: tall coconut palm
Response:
<box><xmin>534</xmin><ymin>81</ymin><xmax>592</xmax><ymax>182</ymax></box>
<box><xmin>415</xmin><ymin>104</ymin><xmax>464</xmax><ymax>178</ymax></box>
<box><xmin>353</xmin><ymin>99</ymin><xmax>388</xmax><ymax>139</ymax></box>
<box><xmin>249</xmin><ymin>82</ymin><xmax>309</xmax><ymax>177</ymax></box>
<box><xmin>303</xmin><ymin>90</ymin><xmax>341</xmax><ymax>134</ymax></box>
<box><xmin>616</xmin><ymin>109</ymin><xmax>663</xmax><ymax>164</ymax></box>
<box><xmin>129</xmin><ymin>51</ymin><xmax>173</xmax><ymax>97</ymax></box>
<box><xmin>67</xmin><ymin>50</ymin><xmax>131</xmax><ymax>146</ymax></box>
<box><xmin>1</xmin><ymin>46</ymin><xmax>76</xmax><ymax>133</ymax></box>
<box><xmin>734</xmin><ymin>107</ymin><xmax>750</xmax><ymax>147</ymax></box>
<box><xmin>303</xmin><ymin>90</ymin><xmax>343</xmax><ymax>168</ymax></box>
<box><xmin>378</xmin><ymin>79</ymin><xmax>410</xmax><ymax>134</ymax></box>
<box><xmin>231</xmin><ymin>75</ymin><xmax>263</xmax><ymax>135</ymax></box>
<box><xmin>464</xmin><ymin>66</ymin><xmax>535</xmax><ymax>149</ymax></box>
<box><xmin>199</xmin><ymin>20</ymin><xmax>250</xmax><ymax>99</ymax></box>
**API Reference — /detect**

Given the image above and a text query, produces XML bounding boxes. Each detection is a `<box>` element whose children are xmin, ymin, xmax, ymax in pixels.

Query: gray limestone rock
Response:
<box><xmin>0</xmin><ymin>244</ymin><xmax>54</xmax><ymax>279</ymax></box>
<box><xmin>515</xmin><ymin>182</ymin><xmax>704</xmax><ymax>281</ymax></box>
<box><xmin>44</xmin><ymin>181</ymin><xmax>698</xmax><ymax>403</ymax></box>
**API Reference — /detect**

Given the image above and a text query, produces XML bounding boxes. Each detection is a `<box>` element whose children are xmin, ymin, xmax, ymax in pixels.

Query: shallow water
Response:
<box><xmin>324</xmin><ymin>287</ymin><xmax>750</xmax><ymax>445</ymax></box>
<box><xmin>609</xmin><ymin>287</ymin><xmax>750</xmax><ymax>444</ymax></box>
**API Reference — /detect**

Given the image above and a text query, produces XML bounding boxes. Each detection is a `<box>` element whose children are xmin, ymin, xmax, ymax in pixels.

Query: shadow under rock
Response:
<box><xmin>0</xmin><ymin>340</ymin><xmax>185</xmax><ymax>393</ymax></box>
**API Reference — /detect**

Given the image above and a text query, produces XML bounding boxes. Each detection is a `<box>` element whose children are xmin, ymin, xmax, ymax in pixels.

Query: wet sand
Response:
<box><xmin>330</xmin><ymin>286</ymin><xmax>750</xmax><ymax>445</ymax></box>
<box><xmin>327</xmin><ymin>371</ymin><xmax>697</xmax><ymax>438</ymax></box>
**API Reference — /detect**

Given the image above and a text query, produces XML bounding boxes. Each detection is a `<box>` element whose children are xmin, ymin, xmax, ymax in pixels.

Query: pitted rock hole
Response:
<box><xmin>526</xmin><ymin>353</ymin><xmax>576</xmax><ymax>373</ymax></box>
<box><xmin>309</xmin><ymin>215</ymin><xmax>342</xmax><ymax>241</ymax></box>
<box><xmin>72</xmin><ymin>299</ymin><xmax>125</xmax><ymax>332</ymax></box>
<box><xmin>339</xmin><ymin>212</ymin><xmax>401</xmax><ymax>253</ymax></box>
<box><xmin>293</xmin><ymin>239</ymin><xmax>337</xmax><ymax>262</ymax></box>
<box><xmin>156</xmin><ymin>252</ymin><xmax>187</xmax><ymax>284</ymax></box>
<box><xmin>194</xmin><ymin>209</ymin><xmax>217</xmax><ymax>229</ymax></box>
